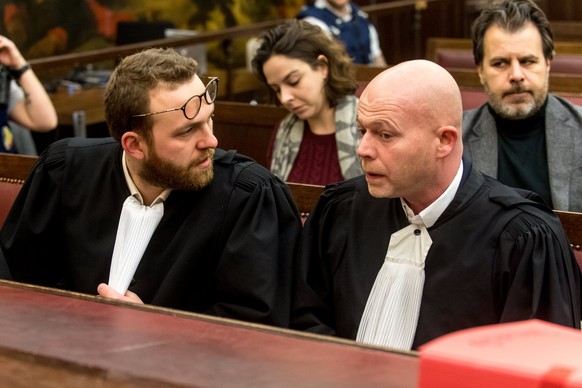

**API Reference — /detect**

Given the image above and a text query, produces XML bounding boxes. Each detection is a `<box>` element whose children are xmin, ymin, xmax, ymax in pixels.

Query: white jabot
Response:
<box><xmin>107</xmin><ymin>152</ymin><xmax>169</xmax><ymax>295</ymax></box>
<box><xmin>108</xmin><ymin>195</ymin><xmax>164</xmax><ymax>294</ymax></box>
<box><xmin>356</xmin><ymin>161</ymin><xmax>464</xmax><ymax>350</ymax></box>
<box><xmin>356</xmin><ymin>219</ymin><xmax>432</xmax><ymax>350</ymax></box>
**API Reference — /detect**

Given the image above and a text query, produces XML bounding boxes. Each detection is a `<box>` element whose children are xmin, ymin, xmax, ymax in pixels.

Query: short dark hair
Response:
<box><xmin>251</xmin><ymin>19</ymin><xmax>357</xmax><ymax>107</ymax></box>
<box><xmin>471</xmin><ymin>0</ymin><xmax>554</xmax><ymax>66</ymax></box>
<box><xmin>104</xmin><ymin>48</ymin><xmax>199</xmax><ymax>141</ymax></box>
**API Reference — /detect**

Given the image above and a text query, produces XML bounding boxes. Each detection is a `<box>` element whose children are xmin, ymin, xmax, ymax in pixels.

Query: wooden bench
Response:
<box><xmin>555</xmin><ymin>210</ymin><xmax>582</xmax><ymax>271</ymax></box>
<box><xmin>213</xmin><ymin>101</ymin><xmax>287</xmax><ymax>168</ymax></box>
<box><xmin>353</xmin><ymin>64</ymin><xmax>387</xmax><ymax>97</ymax></box>
<box><xmin>425</xmin><ymin>37</ymin><xmax>582</xmax><ymax>75</ymax></box>
<box><xmin>428</xmin><ymin>66</ymin><xmax>582</xmax><ymax>109</ymax></box>
<box><xmin>0</xmin><ymin>153</ymin><xmax>38</xmax><ymax>228</ymax></box>
<box><xmin>551</xmin><ymin>20</ymin><xmax>582</xmax><ymax>42</ymax></box>
<box><xmin>287</xmin><ymin>182</ymin><xmax>324</xmax><ymax>224</ymax></box>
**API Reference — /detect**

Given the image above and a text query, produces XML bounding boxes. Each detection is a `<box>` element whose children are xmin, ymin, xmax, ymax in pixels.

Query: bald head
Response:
<box><xmin>356</xmin><ymin>60</ymin><xmax>464</xmax><ymax>211</ymax></box>
<box><xmin>361</xmin><ymin>60</ymin><xmax>463</xmax><ymax>133</ymax></box>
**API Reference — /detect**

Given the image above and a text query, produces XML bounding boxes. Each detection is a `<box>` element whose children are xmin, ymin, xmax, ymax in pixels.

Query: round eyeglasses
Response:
<box><xmin>132</xmin><ymin>77</ymin><xmax>219</xmax><ymax>120</ymax></box>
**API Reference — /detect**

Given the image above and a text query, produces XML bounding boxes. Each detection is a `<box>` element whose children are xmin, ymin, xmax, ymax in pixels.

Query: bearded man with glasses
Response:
<box><xmin>0</xmin><ymin>48</ymin><xmax>302</xmax><ymax>328</ymax></box>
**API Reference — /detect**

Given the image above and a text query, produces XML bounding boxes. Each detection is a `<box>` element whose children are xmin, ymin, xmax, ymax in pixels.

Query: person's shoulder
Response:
<box><xmin>214</xmin><ymin>148</ymin><xmax>283</xmax><ymax>192</ymax></box>
<box><xmin>351</xmin><ymin>2</ymin><xmax>370</xmax><ymax>19</ymax></box>
<box><xmin>462</xmin><ymin>104</ymin><xmax>492</xmax><ymax>137</ymax></box>
<box><xmin>38</xmin><ymin>137</ymin><xmax>116</xmax><ymax>167</ymax></box>
<box><xmin>481</xmin><ymin>174</ymin><xmax>559</xmax><ymax>226</ymax></box>
<box><xmin>548</xmin><ymin>94</ymin><xmax>582</xmax><ymax>116</ymax></box>
<box><xmin>319</xmin><ymin>175</ymin><xmax>366</xmax><ymax>206</ymax></box>
<box><xmin>297</xmin><ymin>3</ymin><xmax>325</xmax><ymax>17</ymax></box>
<box><xmin>462</xmin><ymin>103</ymin><xmax>489</xmax><ymax>121</ymax></box>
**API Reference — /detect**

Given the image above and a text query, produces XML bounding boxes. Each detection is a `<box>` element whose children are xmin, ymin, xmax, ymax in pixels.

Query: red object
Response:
<box><xmin>418</xmin><ymin>319</ymin><xmax>582</xmax><ymax>388</ymax></box>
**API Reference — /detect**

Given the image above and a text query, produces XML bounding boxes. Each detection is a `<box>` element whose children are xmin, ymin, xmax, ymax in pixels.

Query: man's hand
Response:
<box><xmin>97</xmin><ymin>283</ymin><xmax>144</xmax><ymax>304</ymax></box>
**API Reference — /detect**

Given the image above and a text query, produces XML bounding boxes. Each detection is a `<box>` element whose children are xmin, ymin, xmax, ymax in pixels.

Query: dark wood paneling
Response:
<box><xmin>546</xmin><ymin>0</ymin><xmax>582</xmax><ymax>21</ymax></box>
<box><xmin>363</xmin><ymin>0</ymin><xmax>466</xmax><ymax>64</ymax></box>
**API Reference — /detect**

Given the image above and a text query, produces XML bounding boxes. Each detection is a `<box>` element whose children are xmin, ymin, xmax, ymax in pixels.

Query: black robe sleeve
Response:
<box><xmin>494</xmin><ymin>211</ymin><xmax>581</xmax><ymax>327</ymax></box>
<box><xmin>291</xmin><ymin>181</ymin><xmax>353</xmax><ymax>336</ymax></box>
<box><xmin>203</xmin><ymin>163</ymin><xmax>302</xmax><ymax>327</ymax></box>
<box><xmin>1</xmin><ymin>141</ymin><xmax>70</xmax><ymax>287</ymax></box>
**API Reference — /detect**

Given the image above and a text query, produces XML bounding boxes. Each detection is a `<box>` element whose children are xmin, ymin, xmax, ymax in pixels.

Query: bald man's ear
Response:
<box><xmin>436</xmin><ymin>125</ymin><xmax>459</xmax><ymax>158</ymax></box>
<box><xmin>121</xmin><ymin>131</ymin><xmax>146</xmax><ymax>160</ymax></box>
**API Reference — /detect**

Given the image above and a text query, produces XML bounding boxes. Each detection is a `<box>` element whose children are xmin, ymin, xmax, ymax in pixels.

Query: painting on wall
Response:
<box><xmin>1</xmin><ymin>0</ymin><xmax>304</xmax><ymax>69</ymax></box>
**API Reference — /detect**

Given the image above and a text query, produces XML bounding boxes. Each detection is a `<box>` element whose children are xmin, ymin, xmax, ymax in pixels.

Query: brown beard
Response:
<box><xmin>484</xmin><ymin>78</ymin><xmax>548</xmax><ymax>120</ymax></box>
<box><xmin>139</xmin><ymin>148</ymin><xmax>215</xmax><ymax>191</ymax></box>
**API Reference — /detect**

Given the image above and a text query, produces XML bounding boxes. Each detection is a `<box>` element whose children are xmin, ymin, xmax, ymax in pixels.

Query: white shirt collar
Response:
<box><xmin>122</xmin><ymin>151</ymin><xmax>171</xmax><ymax>206</ymax></box>
<box><xmin>315</xmin><ymin>0</ymin><xmax>353</xmax><ymax>21</ymax></box>
<box><xmin>400</xmin><ymin>160</ymin><xmax>464</xmax><ymax>228</ymax></box>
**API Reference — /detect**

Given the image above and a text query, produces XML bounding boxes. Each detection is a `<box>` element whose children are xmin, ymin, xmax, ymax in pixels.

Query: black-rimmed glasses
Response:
<box><xmin>132</xmin><ymin>77</ymin><xmax>219</xmax><ymax>120</ymax></box>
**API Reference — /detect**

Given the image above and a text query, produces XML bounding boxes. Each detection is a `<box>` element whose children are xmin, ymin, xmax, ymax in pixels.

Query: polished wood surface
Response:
<box><xmin>555</xmin><ymin>210</ymin><xmax>582</xmax><ymax>271</ymax></box>
<box><xmin>213</xmin><ymin>101</ymin><xmax>287</xmax><ymax>167</ymax></box>
<box><xmin>287</xmin><ymin>182</ymin><xmax>325</xmax><ymax>218</ymax></box>
<box><xmin>49</xmin><ymin>87</ymin><xmax>106</xmax><ymax>127</ymax></box>
<box><xmin>0</xmin><ymin>280</ymin><xmax>418</xmax><ymax>387</ymax></box>
<box><xmin>0</xmin><ymin>154</ymin><xmax>38</xmax><ymax>228</ymax></box>
<box><xmin>425</xmin><ymin>37</ymin><xmax>582</xmax><ymax>63</ymax></box>
<box><xmin>556</xmin><ymin>210</ymin><xmax>582</xmax><ymax>251</ymax></box>
<box><xmin>0</xmin><ymin>153</ymin><xmax>38</xmax><ymax>182</ymax></box>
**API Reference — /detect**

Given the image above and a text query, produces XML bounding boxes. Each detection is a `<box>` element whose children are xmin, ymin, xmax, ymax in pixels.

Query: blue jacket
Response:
<box><xmin>298</xmin><ymin>3</ymin><xmax>372</xmax><ymax>64</ymax></box>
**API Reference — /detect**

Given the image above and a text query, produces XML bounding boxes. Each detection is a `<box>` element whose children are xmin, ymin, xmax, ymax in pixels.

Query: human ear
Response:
<box><xmin>317</xmin><ymin>54</ymin><xmax>329</xmax><ymax>78</ymax></box>
<box><xmin>436</xmin><ymin>125</ymin><xmax>458</xmax><ymax>158</ymax></box>
<box><xmin>121</xmin><ymin>131</ymin><xmax>146</xmax><ymax>160</ymax></box>
<box><xmin>476</xmin><ymin>65</ymin><xmax>485</xmax><ymax>86</ymax></box>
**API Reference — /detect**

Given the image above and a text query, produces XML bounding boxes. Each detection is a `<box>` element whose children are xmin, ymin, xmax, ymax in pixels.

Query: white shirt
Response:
<box><xmin>357</xmin><ymin>161</ymin><xmax>464</xmax><ymax>350</ymax></box>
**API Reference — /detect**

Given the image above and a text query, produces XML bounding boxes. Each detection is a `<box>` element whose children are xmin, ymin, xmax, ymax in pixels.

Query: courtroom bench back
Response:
<box><xmin>213</xmin><ymin>100</ymin><xmax>287</xmax><ymax>168</ymax></box>
<box><xmin>0</xmin><ymin>153</ymin><xmax>38</xmax><ymax>228</ymax></box>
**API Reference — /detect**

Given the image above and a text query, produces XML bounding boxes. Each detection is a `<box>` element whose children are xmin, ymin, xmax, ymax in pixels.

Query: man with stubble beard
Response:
<box><xmin>463</xmin><ymin>0</ymin><xmax>582</xmax><ymax>212</ymax></box>
<box><xmin>0</xmin><ymin>48</ymin><xmax>302</xmax><ymax>328</ymax></box>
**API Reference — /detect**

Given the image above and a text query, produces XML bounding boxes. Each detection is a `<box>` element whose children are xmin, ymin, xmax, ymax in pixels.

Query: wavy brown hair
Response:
<box><xmin>251</xmin><ymin>19</ymin><xmax>357</xmax><ymax>107</ymax></box>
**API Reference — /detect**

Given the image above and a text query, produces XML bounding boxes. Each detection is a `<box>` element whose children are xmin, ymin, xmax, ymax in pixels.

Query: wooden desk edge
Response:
<box><xmin>0</xmin><ymin>279</ymin><xmax>418</xmax><ymax>358</ymax></box>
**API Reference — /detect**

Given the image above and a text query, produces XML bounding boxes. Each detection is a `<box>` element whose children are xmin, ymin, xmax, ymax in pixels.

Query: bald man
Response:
<box><xmin>291</xmin><ymin>60</ymin><xmax>581</xmax><ymax>351</ymax></box>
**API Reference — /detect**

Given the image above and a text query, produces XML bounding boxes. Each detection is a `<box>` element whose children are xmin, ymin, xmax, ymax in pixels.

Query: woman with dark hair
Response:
<box><xmin>252</xmin><ymin>19</ymin><xmax>363</xmax><ymax>185</ymax></box>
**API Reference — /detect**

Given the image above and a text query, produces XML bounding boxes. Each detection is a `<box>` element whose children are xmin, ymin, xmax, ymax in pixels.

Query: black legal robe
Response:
<box><xmin>291</xmin><ymin>159</ymin><xmax>581</xmax><ymax>349</ymax></box>
<box><xmin>1</xmin><ymin>137</ymin><xmax>302</xmax><ymax>328</ymax></box>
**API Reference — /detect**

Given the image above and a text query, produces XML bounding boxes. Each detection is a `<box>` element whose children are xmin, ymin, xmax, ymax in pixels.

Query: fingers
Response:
<box><xmin>0</xmin><ymin>36</ymin><xmax>14</xmax><ymax>47</ymax></box>
<box><xmin>97</xmin><ymin>283</ymin><xmax>144</xmax><ymax>304</ymax></box>
<box><xmin>125</xmin><ymin>290</ymin><xmax>144</xmax><ymax>304</ymax></box>
<box><xmin>97</xmin><ymin>282</ymin><xmax>122</xmax><ymax>299</ymax></box>
<box><xmin>0</xmin><ymin>36</ymin><xmax>25</xmax><ymax>68</ymax></box>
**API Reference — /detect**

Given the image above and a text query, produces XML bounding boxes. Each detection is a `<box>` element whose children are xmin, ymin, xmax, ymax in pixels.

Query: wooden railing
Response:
<box><xmin>28</xmin><ymin>0</ymin><xmax>459</xmax><ymax>85</ymax></box>
<box><xmin>29</xmin><ymin>20</ymin><xmax>282</xmax><ymax>73</ymax></box>
<box><xmin>426</xmin><ymin>38</ymin><xmax>582</xmax><ymax>78</ymax></box>
<box><xmin>29</xmin><ymin>20</ymin><xmax>283</xmax><ymax>101</ymax></box>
